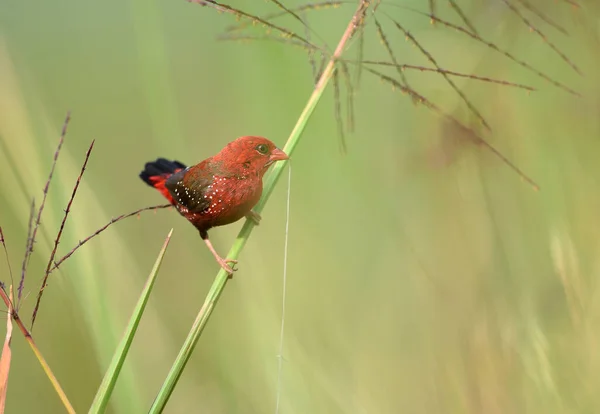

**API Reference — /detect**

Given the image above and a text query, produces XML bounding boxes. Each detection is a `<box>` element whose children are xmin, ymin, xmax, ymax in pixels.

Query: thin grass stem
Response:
<box><xmin>49</xmin><ymin>204</ymin><xmax>171</xmax><ymax>274</ymax></box>
<box><xmin>148</xmin><ymin>2</ymin><xmax>370</xmax><ymax>411</ymax></box>
<box><xmin>20</xmin><ymin>113</ymin><xmax>71</xmax><ymax>304</ymax></box>
<box><xmin>0</xmin><ymin>229</ymin><xmax>14</xmax><ymax>294</ymax></box>
<box><xmin>500</xmin><ymin>0</ymin><xmax>582</xmax><ymax>75</ymax></box>
<box><xmin>17</xmin><ymin>199</ymin><xmax>35</xmax><ymax>306</ymax></box>
<box><xmin>0</xmin><ymin>289</ymin><xmax>75</xmax><ymax>414</ymax></box>
<box><xmin>358</xmin><ymin>60</ymin><xmax>536</xmax><ymax>91</ymax></box>
<box><xmin>32</xmin><ymin>140</ymin><xmax>95</xmax><ymax>330</ymax></box>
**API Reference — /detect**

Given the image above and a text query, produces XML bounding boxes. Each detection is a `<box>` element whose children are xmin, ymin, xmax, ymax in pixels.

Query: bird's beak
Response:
<box><xmin>269</xmin><ymin>148</ymin><xmax>289</xmax><ymax>162</ymax></box>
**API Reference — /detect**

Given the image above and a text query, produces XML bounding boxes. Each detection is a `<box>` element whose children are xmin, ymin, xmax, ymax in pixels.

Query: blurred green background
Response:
<box><xmin>1</xmin><ymin>0</ymin><xmax>600</xmax><ymax>412</ymax></box>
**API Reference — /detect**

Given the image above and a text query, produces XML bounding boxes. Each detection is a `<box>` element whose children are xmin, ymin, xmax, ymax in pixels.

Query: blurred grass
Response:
<box><xmin>1</xmin><ymin>0</ymin><xmax>600</xmax><ymax>413</ymax></box>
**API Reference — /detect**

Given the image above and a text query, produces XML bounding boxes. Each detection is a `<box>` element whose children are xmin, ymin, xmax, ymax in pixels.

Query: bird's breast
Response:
<box><xmin>192</xmin><ymin>175</ymin><xmax>262</xmax><ymax>228</ymax></box>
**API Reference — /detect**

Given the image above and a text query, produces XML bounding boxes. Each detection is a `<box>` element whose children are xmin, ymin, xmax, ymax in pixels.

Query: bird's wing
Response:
<box><xmin>164</xmin><ymin>163</ymin><xmax>212</xmax><ymax>213</ymax></box>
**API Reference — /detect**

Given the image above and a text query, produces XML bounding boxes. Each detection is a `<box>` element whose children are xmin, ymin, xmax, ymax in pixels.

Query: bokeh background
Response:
<box><xmin>1</xmin><ymin>0</ymin><xmax>600</xmax><ymax>412</ymax></box>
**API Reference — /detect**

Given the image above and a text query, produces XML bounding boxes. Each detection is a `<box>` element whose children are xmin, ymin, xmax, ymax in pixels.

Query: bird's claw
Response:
<box><xmin>218</xmin><ymin>258</ymin><xmax>238</xmax><ymax>278</ymax></box>
<box><xmin>246</xmin><ymin>211</ymin><xmax>262</xmax><ymax>225</ymax></box>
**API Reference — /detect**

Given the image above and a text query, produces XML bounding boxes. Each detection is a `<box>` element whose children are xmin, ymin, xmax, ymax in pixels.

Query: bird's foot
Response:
<box><xmin>217</xmin><ymin>257</ymin><xmax>238</xmax><ymax>278</ymax></box>
<box><xmin>246</xmin><ymin>210</ymin><xmax>262</xmax><ymax>225</ymax></box>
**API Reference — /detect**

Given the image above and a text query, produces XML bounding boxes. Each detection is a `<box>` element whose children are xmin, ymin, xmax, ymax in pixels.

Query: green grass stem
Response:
<box><xmin>148</xmin><ymin>2</ymin><xmax>370</xmax><ymax>412</ymax></box>
<box><xmin>88</xmin><ymin>229</ymin><xmax>173</xmax><ymax>414</ymax></box>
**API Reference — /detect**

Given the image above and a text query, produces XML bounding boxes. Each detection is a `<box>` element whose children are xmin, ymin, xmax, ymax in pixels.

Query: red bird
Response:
<box><xmin>140</xmin><ymin>136</ymin><xmax>288</xmax><ymax>275</ymax></box>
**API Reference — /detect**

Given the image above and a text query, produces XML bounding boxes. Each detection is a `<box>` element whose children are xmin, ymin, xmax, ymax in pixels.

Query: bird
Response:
<box><xmin>140</xmin><ymin>136</ymin><xmax>289</xmax><ymax>275</ymax></box>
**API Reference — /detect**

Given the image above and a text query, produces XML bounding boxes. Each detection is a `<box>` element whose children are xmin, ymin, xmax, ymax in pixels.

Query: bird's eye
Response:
<box><xmin>256</xmin><ymin>144</ymin><xmax>269</xmax><ymax>155</ymax></box>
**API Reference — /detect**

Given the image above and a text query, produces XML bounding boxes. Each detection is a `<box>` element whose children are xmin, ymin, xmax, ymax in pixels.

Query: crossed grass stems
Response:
<box><xmin>0</xmin><ymin>0</ymin><xmax>580</xmax><ymax>411</ymax></box>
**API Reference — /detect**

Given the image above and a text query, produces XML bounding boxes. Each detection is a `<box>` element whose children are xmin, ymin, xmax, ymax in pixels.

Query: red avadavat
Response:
<box><xmin>140</xmin><ymin>136</ymin><xmax>288</xmax><ymax>275</ymax></box>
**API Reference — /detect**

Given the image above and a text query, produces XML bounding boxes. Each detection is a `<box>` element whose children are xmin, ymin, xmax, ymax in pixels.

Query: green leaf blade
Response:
<box><xmin>88</xmin><ymin>229</ymin><xmax>174</xmax><ymax>414</ymax></box>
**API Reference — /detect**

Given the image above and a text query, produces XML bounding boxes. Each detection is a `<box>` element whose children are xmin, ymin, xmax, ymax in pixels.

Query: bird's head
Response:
<box><xmin>217</xmin><ymin>136</ymin><xmax>288</xmax><ymax>177</ymax></box>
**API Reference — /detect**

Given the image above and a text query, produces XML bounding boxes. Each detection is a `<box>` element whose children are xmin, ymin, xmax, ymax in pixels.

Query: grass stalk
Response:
<box><xmin>148</xmin><ymin>2</ymin><xmax>370</xmax><ymax>411</ymax></box>
<box><xmin>88</xmin><ymin>229</ymin><xmax>173</xmax><ymax>414</ymax></box>
<box><xmin>0</xmin><ymin>289</ymin><xmax>75</xmax><ymax>414</ymax></box>
<box><xmin>32</xmin><ymin>140</ymin><xmax>96</xmax><ymax>330</ymax></box>
<box><xmin>0</xmin><ymin>287</ymin><xmax>13</xmax><ymax>414</ymax></box>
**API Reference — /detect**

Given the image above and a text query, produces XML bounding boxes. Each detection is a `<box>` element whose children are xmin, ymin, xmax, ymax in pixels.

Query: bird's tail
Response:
<box><xmin>140</xmin><ymin>158</ymin><xmax>187</xmax><ymax>205</ymax></box>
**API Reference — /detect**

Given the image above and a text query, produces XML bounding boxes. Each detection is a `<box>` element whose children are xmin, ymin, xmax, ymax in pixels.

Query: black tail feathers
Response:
<box><xmin>140</xmin><ymin>158</ymin><xmax>187</xmax><ymax>187</ymax></box>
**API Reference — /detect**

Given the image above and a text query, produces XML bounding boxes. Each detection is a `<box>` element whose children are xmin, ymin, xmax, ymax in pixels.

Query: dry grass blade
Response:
<box><xmin>371</xmin><ymin>14</ymin><xmax>417</xmax><ymax>106</ymax></box>
<box><xmin>365</xmin><ymin>67</ymin><xmax>452</xmax><ymax>111</ymax></box>
<box><xmin>515</xmin><ymin>0</ymin><xmax>568</xmax><ymax>35</ymax></box>
<box><xmin>315</xmin><ymin>52</ymin><xmax>327</xmax><ymax>84</ymax></box>
<box><xmin>225</xmin><ymin>1</ymin><xmax>343</xmax><ymax>33</ymax></box>
<box><xmin>338</xmin><ymin>60</ymin><xmax>355</xmax><ymax>133</ymax></box>
<box><xmin>263</xmin><ymin>0</ymin><xmax>335</xmax><ymax>65</ymax></box>
<box><xmin>365</xmin><ymin>67</ymin><xmax>539</xmax><ymax>190</ymax></box>
<box><xmin>346</xmin><ymin>0</ymin><xmax>368</xmax><ymax>87</ymax></box>
<box><xmin>352</xmin><ymin>0</ymin><xmax>369</xmax><ymax>41</ymax></box>
<box><xmin>429</xmin><ymin>0</ymin><xmax>436</xmax><ymax>21</ymax></box>
<box><xmin>354</xmin><ymin>22</ymin><xmax>365</xmax><ymax>86</ymax></box>
<box><xmin>0</xmin><ymin>287</ymin><xmax>12</xmax><ymax>414</ymax></box>
<box><xmin>500</xmin><ymin>0</ymin><xmax>581</xmax><ymax>75</ymax></box>
<box><xmin>0</xmin><ymin>289</ymin><xmax>75</xmax><ymax>413</ymax></box>
<box><xmin>392</xmin><ymin>18</ymin><xmax>491</xmax><ymax>131</ymax></box>
<box><xmin>302</xmin><ymin>11</ymin><xmax>318</xmax><ymax>83</ymax></box>
<box><xmin>360</xmin><ymin>60</ymin><xmax>536</xmax><ymax>91</ymax></box>
<box><xmin>332</xmin><ymin>69</ymin><xmax>347</xmax><ymax>153</ymax></box>
<box><xmin>218</xmin><ymin>33</ymin><xmax>330</xmax><ymax>87</ymax></box>
<box><xmin>374</xmin><ymin>17</ymin><xmax>409</xmax><ymax>88</ymax></box>
<box><xmin>191</xmin><ymin>0</ymin><xmax>316</xmax><ymax>48</ymax></box>
<box><xmin>17</xmin><ymin>199</ymin><xmax>35</xmax><ymax>306</ymax></box>
<box><xmin>426</xmin><ymin>14</ymin><xmax>579</xmax><ymax>96</ymax></box>
<box><xmin>20</xmin><ymin>112</ymin><xmax>71</xmax><ymax>297</ymax></box>
<box><xmin>49</xmin><ymin>204</ymin><xmax>172</xmax><ymax>274</ymax></box>
<box><xmin>267</xmin><ymin>0</ymin><xmax>306</xmax><ymax>26</ymax></box>
<box><xmin>219</xmin><ymin>33</ymin><xmax>321</xmax><ymax>52</ymax></box>
<box><xmin>31</xmin><ymin>140</ymin><xmax>95</xmax><ymax>330</ymax></box>
<box><xmin>0</xmin><ymin>229</ymin><xmax>13</xmax><ymax>296</ymax></box>
<box><xmin>448</xmin><ymin>0</ymin><xmax>479</xmax><ymax>35</ymax></box>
